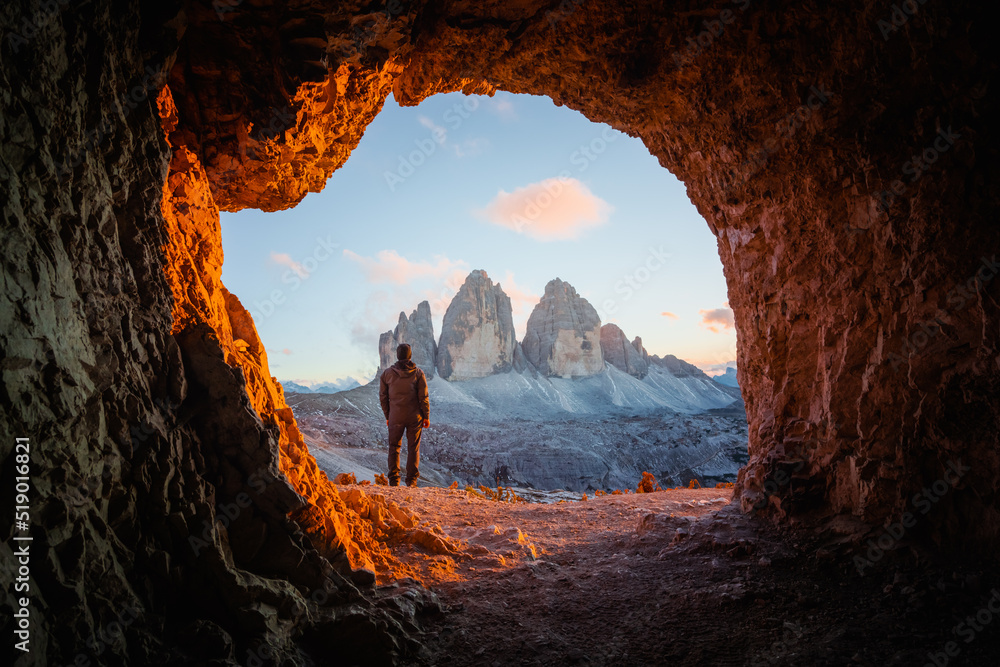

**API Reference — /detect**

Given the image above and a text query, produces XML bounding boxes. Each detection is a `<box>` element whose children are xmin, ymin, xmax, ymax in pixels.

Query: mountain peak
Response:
<box><xmin>378</xmin><ymin>300</ymin><xmax>437</xmax><ymax>378</ymax></box>
<box><xmin>436</xmin><ymin>270</ymin><xmax>517</xmax><ymax>380</ymax></box>
<box><xmin>523</xmin><ymin>278</ymin><xmax>603</xmax><ymax>378</ymax></box>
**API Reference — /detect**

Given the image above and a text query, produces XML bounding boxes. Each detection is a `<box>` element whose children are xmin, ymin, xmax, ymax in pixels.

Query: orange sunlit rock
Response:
<box><xmin>157</xmin><ymin>84</ymin><xmax>414</xmax><ymax>580</ymax></box>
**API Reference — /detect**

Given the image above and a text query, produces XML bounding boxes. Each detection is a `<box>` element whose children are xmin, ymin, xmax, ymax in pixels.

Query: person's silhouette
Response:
<box><xmin>378</xmin><ymin>343</ymin><xmax>429</xmax><ymax>487</ymax></box>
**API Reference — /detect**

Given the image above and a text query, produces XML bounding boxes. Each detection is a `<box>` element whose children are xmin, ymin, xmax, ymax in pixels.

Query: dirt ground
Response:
<box><xmin>361</xmin><ymin>486</ymin><xmax>999</xmax><ymax>667</ymax></box>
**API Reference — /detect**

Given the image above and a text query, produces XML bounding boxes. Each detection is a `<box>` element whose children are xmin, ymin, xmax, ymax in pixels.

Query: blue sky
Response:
<box><xmin>220</xmin><ymin>91</ymin><xmax>737</xmax><ymax>385</ymax></box>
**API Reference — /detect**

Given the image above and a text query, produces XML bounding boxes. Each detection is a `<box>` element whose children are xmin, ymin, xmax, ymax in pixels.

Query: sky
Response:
<box><xmin>220</xmin><ymin>91</ymin><xmax>738</xmax><ymax>385</ymax></box>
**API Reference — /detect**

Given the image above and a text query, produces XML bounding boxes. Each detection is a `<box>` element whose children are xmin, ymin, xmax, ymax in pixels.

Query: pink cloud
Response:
<box><xmin>661</xmin><ymin>311</ymin><xmax>679</xmax><ymax>320</ymax></box>
<box><xmin>699</xmin><ymin>305</ymin><xmax>735</xmax><ymax>333</ymax></box>
<box><xmin>270</xmin><ymin>252</ymin><xmax>308</xmax><ymax>279</ymax></box>
<box><xmin>477</xmin><ymin>177</ymin><xmax>612</xmax><ymax>241</ymax></box>
<box><xmin>343</xmin><ymin>249</ymin><xmax>469</xmax><ymax>285</ymax></box>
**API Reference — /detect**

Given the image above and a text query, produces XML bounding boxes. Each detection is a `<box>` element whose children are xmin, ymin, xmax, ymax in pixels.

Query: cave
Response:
<box><xmin>2</xmin><ymin>0</ymin><xmax>998</xmax><ymax>664</ymax></box>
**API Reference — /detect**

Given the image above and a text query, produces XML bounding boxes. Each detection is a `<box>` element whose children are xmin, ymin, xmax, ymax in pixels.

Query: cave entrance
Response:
<box><xmin>217</xmin><ymin>89</ymin><xmax>745</xmax><ymax>495</ymax></box>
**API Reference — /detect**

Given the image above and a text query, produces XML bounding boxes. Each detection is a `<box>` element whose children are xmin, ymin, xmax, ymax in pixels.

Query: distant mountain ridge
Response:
<box><xmin>291</xmin><ymin>364</ymin><xmax>748</xmax><ymax>491</ymax></box>
<box><xmin>374</xmin><ymin>270</ymin><xmax>738</xmax><ymax>400</ymax></box>
<box><xmin>288</xmin><ymin>270</ymin><xmax>746</xmax><ymax>492</ymax></box>
<box><xmin>280</xmin><ymin>377</ymin><xmax>362</xmax><ymax>395</ymax></box>
<box><xmin>713</xmin><ymin>367</ymin><xmax>739</xmax><ymax>388</ymax></box>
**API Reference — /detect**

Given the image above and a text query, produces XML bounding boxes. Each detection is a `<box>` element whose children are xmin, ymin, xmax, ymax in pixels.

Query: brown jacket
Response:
<box><xmin>379</xmin><ymin>360</ymin><xmax>429</xmax><ymax>425</ymax></box>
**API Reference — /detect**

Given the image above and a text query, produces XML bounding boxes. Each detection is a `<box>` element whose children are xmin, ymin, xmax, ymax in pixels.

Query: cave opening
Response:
<box><xmin>215</xmin><ymin>88</ymin><xmax>746</xmax><ymax>496</ymax></box>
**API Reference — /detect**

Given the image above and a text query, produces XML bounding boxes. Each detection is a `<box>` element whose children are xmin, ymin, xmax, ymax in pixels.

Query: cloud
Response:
<box><xmin>452</xmin><ymin>137</ymin><xmax>489</xmax><ymax>157</ymax></box>
<box><xmin>477</xmin><ymin>177</ymin><xmax>612</xmax><ymax>241</ymax></box>
<box><xmin>697</xmin><ymin>360</ymin><xmax>737</xmax><ymax>376</ymax></box>
<box><xmin>417</xmin><ymin>115</ymin><xmax>447</xmax><ymax>144</ymax></box>
<box><xmin>487</xmin><ymin>96</ymin><xmax>517</xmax><ymax>121</ymax></box>
<box><xmin>343</xmin><ymin>249</ymin><xmax>469</xmax><ymax>285</ymax></box>
<box><xmin>343</xmin><ymin>264</ymin><xmax>469</xmax><ymax>355</ymax></box>
<box><xmin>270</xmin><ymin>252</ymin><xmax>308</xmax><ymax>279</ymax></box>
<box><xmin>421</xmin><ymin>269</ymin><xmax>470</xmax><ymax>319</ymax></box>
<box><xmin>661</xmin><ymin>311</ymin><xmax>679</xmax><ymax>320</ymax></box>
<box><xmin>699</xmin><ymin>305</ymin><xmax>735</xmax><ymax>333</ymax></box>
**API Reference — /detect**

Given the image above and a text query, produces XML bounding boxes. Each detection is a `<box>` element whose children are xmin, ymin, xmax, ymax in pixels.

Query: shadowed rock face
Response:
<box><xmin>601</xmin><ymin>324</ymin><xmax>649</xmax><ymax>378</ymax></box>
<box><xmin>523</xmin><ymin>279</ymin><xmax>605</xmax><ymax>378</ymax></box>
<box><xmin>436</xmin><ymin>270</ymin><xmax>517</xmax><ymax>380</ymax></box>
<box><xmin>379</xmin><ymin>301</ymin><xmax>437</xmax><ymax>378</ymax></box>
<box><xmin>2</xmin><ymin>0</ymin><xmax>998</xmax><ymax>662</ymax></box>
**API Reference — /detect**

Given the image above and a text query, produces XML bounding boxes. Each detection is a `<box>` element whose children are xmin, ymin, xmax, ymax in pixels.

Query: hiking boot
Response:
<box><xmin>405</xmin><ymin>480</ymin><xmax>418</xmax><ymax>487</ymax></box>
<box><xmin>389</xmin><ymin>480</ymin><xmax>399</xmax><ymax>487</ymax></box>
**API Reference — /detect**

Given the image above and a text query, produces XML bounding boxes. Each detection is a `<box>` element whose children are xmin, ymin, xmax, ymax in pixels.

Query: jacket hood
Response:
<box><xmin>392</xmin><ymin>359</ymin><xmax>418</xmax><ymax>375</ymax></box>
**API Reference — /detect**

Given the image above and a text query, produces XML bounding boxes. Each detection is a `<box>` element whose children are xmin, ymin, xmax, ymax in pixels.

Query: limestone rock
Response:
<box><xmin>600</xmin><ymin>324</ymin><xmax>649</xmax><ymax>378</ymax></box>
<box><xmin>522</xmin><ymin>279</ymin><xmax>604</xmax><ymax>378</ymax></box>
<box><xmin>649</xmin><ymin>354</ymin><xmax>705</xmax><ymax>378</ymax></box>
<box><xmin>512</xmin><ymin>341</ymin><xmax>537</xmax><ymax>375</ymax></box>
<box><xmin>632</xmin><ymin>337</ymin><xmax>649</xmax><ymax>361</ymax></box>
<box><xmin>436</xmin><ymin>271</ymin><xmax>516</xmax><ymax>380</ymax></box>
<box><xmin>378</xmin><ymin>301</ymin><xmax>437</xmax><ymax>378</ymax></box>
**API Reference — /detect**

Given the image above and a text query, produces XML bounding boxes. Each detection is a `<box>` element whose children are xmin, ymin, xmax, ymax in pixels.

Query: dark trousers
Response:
<box><xmin>387</xmin><ymin>420</ymin><xmax>422</xmax><ymax>485</ymax></box>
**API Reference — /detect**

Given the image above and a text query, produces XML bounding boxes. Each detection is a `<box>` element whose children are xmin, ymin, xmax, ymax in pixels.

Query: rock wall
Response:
<box><xmin>523</xmin><ymin>279</ymin><xmax>605</xmax><ymax>378</ymax></box>
<box><xmin>378</xmin><ymin>301</ymin><xmax>437</xmax><ymax>378</ymax></box>
<box><xmin>600</xmin><ymin>324</ymin><xmax>649</xmax><ymax>378</ymax></box>
<box><xmin>0</xmin><ymin>3</ymin><xmax>428</xmax><ymax>662</ymax></box>
<box><xmin>436</xmin><ymin>270</ymin><xmax>517</xmax><ymax>380</ymax></box>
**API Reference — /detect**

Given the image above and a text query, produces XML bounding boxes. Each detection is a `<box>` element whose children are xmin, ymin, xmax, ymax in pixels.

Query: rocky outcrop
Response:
<box><xmin>379</xmin><ymin>301</ymin><xmax>437</xmax><ymax>378</ymax></box>
<box><xmin>522</xmin><ymin>279</ymin><xmax>604</xmax><ymax>378</ymax></box>
<box><xmin>436</xmin><ymin>271</ymin><xmax>516</xmax><ymax>380</ymax></box>
<box><xmin>600</xmin><ymin>324</ymin><xmax>649</xmax><ymax>378</ymax></box>
<box><xmin>649</xmin><ymin>354</ymin><xmax>708</xmax><ymax>379</ymax></box>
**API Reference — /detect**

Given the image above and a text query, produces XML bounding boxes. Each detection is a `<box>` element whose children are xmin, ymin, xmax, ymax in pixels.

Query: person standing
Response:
<box><xmin>378</xmin><ymin>343</ymin><xmax>429</xmax><ymax>487</ymax></box>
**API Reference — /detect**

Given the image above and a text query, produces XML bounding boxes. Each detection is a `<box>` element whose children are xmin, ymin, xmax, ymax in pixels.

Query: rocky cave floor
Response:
<box><xmin>351</xmin><ymin>486</ymin><xmax>1000</xmax><ymax>666</ymax></box>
